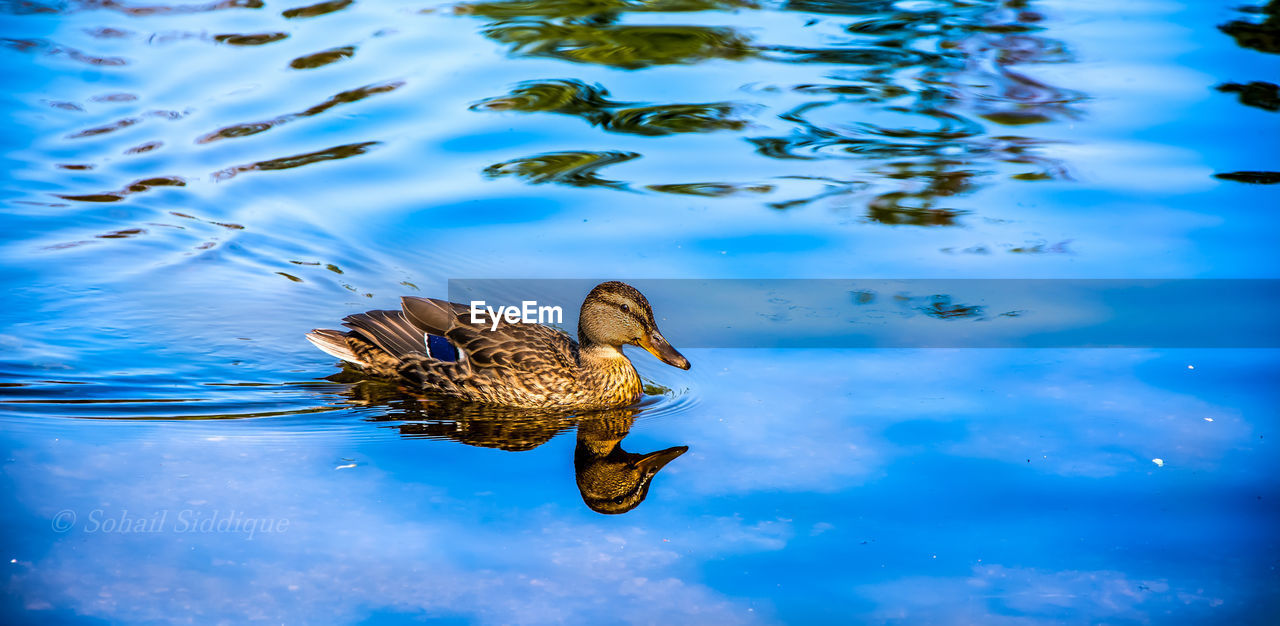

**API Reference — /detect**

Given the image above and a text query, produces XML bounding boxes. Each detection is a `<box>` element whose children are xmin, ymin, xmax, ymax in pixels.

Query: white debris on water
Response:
<box><xmin>1152</xmin><ymin>458</ymin><xmax>1164</xmax><ymax>467</ymax></box>
<box><xmin>1204</xmin><ymin>417</ymin><xmax>1214</xmax><ymax>422</ymax></box>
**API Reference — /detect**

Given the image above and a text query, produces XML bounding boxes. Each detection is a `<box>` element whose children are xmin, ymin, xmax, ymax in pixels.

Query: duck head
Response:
<box><xmin>578</xmin><ymin>281</ymin><xmax>690</xmax><ymax>370</ymax></box>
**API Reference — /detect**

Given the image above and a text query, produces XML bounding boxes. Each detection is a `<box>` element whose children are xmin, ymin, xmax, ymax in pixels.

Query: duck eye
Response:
<box><xmin>620</xmin><ymin>303</ymin><xmax>630</xmax><ymax>313</ymax></box>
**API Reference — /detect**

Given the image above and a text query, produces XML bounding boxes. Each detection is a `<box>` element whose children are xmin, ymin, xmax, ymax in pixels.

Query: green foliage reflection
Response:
<box><xmin>457</xmin><ymin>0</ymin><xmax>1085</xmax><ymax>225</ymax></box>
<box><xmin>483</xmin><ymin>21</ymin><xmax>754</xmax><ymax>68</ymax></box>
<box><xmin>455</xmin><ymin>0</ymin><xmax>757</xmax><ymax>19</ymax></box>
<box><xmin>483</xmin><ymin>150</ymin><xmax>640</xmax><ymax>188</ymax></box>
<box><xmin>473</xmin><ymin>79</ymin><xmax>748</xmax><ymax>135</ymax></box>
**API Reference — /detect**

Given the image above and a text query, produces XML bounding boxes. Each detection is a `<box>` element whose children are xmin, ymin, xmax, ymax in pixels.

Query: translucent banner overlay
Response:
<box><xmin>447</xmin><ymin>280</ymin><xmax>1280</xmax><ymax>348</ymax></box>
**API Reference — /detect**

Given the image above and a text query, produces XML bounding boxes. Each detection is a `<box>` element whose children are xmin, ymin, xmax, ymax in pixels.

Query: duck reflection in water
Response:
<box><xmin>337</xmin><ymin>378</ymin><xmax>687</xmax><ymax>515</ymax></box>
<box><xmin>575</xmin><ymin>414</ymin><xmax>687</xmax><ymax>514</ymax></box>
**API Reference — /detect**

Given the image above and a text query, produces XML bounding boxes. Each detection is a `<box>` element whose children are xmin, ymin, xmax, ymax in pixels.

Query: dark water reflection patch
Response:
<box><xmin>65</xmin><ymin>109</ymin><xmax>185</xmax><ymax>139</ymax></box>
<box><xmin>91</xmin><ymin>92</ymin><xmax>138</xmax><ymax>103</ymax></box>
<box><xmin>605</xmin><ymin>103</ymin><xmax>747</xmax><ymax>135</ymax></box>
<box><xmin>1218</xmin><ymin>1</ymin><xmax>1280</xmax><ymax>54</ymax></box>
<box><xmin>123</xmin><ymin>140</ymin><xmax>162</xmax><ymax>155</ymax></box>
<box><xmin>1216</xmin><ymin>81</ymin><xmax>1280</xmax><ymax>111</ymax></box>
<box><xmin>482</xmin><ymin>22</ymin><xmax>755</xmax><ymax>68</ymax></box>
<box><xmin>213</xmin><ymin>31</ymin><xmax>289</xmax><ymax>46</ymax></box>
<box><xmin>281</xmin><ymin>0</ymin><xmax>351</xmax><ymax>19</ymax></box>
<box><xmin>760</xmin><ymin>45</ymin><xmax>929</xmax><ymax>67</ymax></box>
<box><xmin>453</xmin><ymin>0</ymin><xmax>758</xmax><ymax>19</ymax></box>
<box><xmin>56</xmin><ymin>175</ymin><xmax>186</xmax><ymax>203</ymax></box>
<box><xmin>1214</xmin><ymin>171</ymin><xmax>1280</xmax><ymax>184</ymax></box>
<box><xmin>212</xmin><ymin>141</ymin><xmax>381</xmax><ymax>180</ymax></box>
<box><xmin>646</xmin><ymin>181</ymin><xmax>774</xmax><ymax>196</ymax></box>
<box><xmin>69</xmin><ymin>0</ymin><xmax>266</xmax><ymax>17</ymax></box>
<box><xmin>197</xmin><ymin>81</ymin><xmax>403</xmax><ymax>144</ymax></box>
<box><xmin>470</xmin><ymin>79</ymin><xmax>623</xmax><ymax>116</ymax></box>
<box><xmin>473</xmin><ymin>79</ymin><xmax>749</xmax><ymax>135</ymax></box>
<box><xmin>288</xmin><ymin>44</ymin><xmax>355</xmax><ymax>69</ymax></box>
<box><xmin>483</xmin><ymin>150</ymin><xmax>640</xmax><ymax>188</ymax></box>
<box><xmin>0</xmin><ymin>37</ymin><xmax>127</xmax><ymax>66</ymax></box>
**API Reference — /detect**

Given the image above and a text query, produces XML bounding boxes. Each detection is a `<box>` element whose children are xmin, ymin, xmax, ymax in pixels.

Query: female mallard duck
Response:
<box><xmin>306</xmin><ymin>281</ymin><xmax>690</xmax><ymax>409</ymax></box>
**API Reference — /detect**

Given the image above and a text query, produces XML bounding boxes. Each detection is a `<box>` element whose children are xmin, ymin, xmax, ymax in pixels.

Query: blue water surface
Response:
<box><xmin>1</xmin><ymin>0</ymin><xmax>1278</xmax><ymax>623</ymax></box>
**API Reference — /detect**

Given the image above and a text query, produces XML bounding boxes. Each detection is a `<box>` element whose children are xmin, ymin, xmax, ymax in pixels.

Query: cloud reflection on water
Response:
<box><xmin>5</xmin><ymin>348</ymin><xmax>1274</xmax><ymax>622</ymax></box>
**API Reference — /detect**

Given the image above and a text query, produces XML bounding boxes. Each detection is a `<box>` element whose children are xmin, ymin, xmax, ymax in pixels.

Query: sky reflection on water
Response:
<box><xmin>2</xmin><ymin>0</ymin><xmax>1279</xmax><ymax>623</ymax></box>
<box><xmin>4</xmin><ymin>349</ymin><xmax>1277</xmax><ymax>623</ymax></box>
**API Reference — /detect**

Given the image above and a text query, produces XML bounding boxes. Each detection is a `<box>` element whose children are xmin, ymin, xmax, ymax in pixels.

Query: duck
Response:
<box><xmin>306</xmin><ymin>281</ymin><xmax>690</xmax><ymax>409</ymax></box>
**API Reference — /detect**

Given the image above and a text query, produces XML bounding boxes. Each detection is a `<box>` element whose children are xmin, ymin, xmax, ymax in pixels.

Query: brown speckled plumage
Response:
<box><xmin>306</xmin><ymin>281</ymin><xmax>690</xmax><ymax>409</ymax></box>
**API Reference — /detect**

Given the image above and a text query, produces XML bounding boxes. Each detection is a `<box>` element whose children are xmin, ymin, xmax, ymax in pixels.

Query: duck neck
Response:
<box><xmin>577</xmin><ymin>338</ymin><xmax>632</xmax><ymax>371</ymax></box>
<box><xmin>577</xmin><ymin>416</ymin><xmax>634</xmax><ymax>456</ymax></box>
<box><xmin>577</xmin><ymin>336</ymin><xmax>642</xmax><ymax>403</ymax></box>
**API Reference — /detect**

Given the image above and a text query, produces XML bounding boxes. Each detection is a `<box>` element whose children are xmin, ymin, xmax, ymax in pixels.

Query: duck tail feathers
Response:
<box><xmin>306</xmin><ymin>329</ymin><xmax>365</xmax><ymax>366</ymax></box>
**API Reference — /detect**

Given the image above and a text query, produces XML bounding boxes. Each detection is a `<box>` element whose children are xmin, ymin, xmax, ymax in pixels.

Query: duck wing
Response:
<box><xmin>341</xmin><ymin>309</ymin><xmax>427</xmax><ymax>360</ymax></box>
<box><xmin>400</xmin><ymin>297</ymin><xmax>579</xmax><ymax>374</ymax></box>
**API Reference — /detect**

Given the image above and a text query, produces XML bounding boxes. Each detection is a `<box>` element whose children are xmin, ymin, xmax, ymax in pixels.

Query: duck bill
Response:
<box><xmin>636</xmin><ymin>445</ymin><xmax>689</xmax><ymax>474</ymax></box>
<box><xmin>639</xmin><ymin>330</ymin><xmax>690</xmax><ymax>370</ymax></box>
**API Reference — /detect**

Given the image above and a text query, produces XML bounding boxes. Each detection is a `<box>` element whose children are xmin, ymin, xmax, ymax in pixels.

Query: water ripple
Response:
<box><xmin>760</xmin><ymin>45</ymin><xmax>933</xmax><ymax>67</ymax></box>
<box><xmin>197</xmin><ymin>81</ymin><xmax>403</xmax><ymax>144</ymax></box>
<box><xmin>288</xmin><ymin>44</ymin><xmax>356</xmax><ymax>70</ymax></box>
<box><xmin>605</xmin><ymin>103</ymin><xmax>747</xmax><ymax>135</ymax></box>
<box><xmin>65</xmin><ymin>109</ymin><xmax>185</xmax><ymax>139</ymax></box>
<box><xmin>483</xmin><ymin>150</ymin><xmax>640</xmax><ymax>188</ymax></box>
<box><xmin>63</xmin><ymin>0</ymin><xmax>266</xmax><ymax>17</ymax></box>
<box><xmin>56</xmin><ymin>175</ymin><xmax>186</xmax><ymax>203</ymax></box>
<box><xmin>213</xmin><ymin>32</ymin><xmax>289</xmax><ymax>46</ymax></box>
<box><xmin>452</xmin><ymin>0</ymin><xmax>758</xmax><ymax>20</ymax></box>
<box><xmin>645</xmin><ymin>182</ymin><xmax>773</xmax><ymax>197</ymax></box>
<box><xmin>482</xmin><ymin>21</ymin><xmax>755</xmax><ymax>68</ymax></box>
<box><xmin>1</xmin><ymin>37</ymin><xmax>127</xmax><ymax>66</ymax></box>
<box><xmin>470</xmin><ymin>79</ymin><xmax>622</xmax><ymax>116</ymax></box>
<box><xmin>281</xmin><ymin>0</ymin><xmax>352</xmax><ymax>20</ymax></box>
<box><xmin>212</xmin><ymin>141</ymin><xmax>382</xmax><ymax>181</ymax></box>
<box><xmin>473</xmin><ymin>79</ymin><xmax>749</xmax><ymax>135</ymax></box>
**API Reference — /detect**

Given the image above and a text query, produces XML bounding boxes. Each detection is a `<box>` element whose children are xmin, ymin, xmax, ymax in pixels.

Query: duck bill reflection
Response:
<box><xmin>637</xmin><ymin>445</ymin><xmax>688</xmax><ymax>474</ymax></box>
<box><xmin>639</xmin><ymin>330</ymin><xmax>690</xmax><ymax>370</ymax></box>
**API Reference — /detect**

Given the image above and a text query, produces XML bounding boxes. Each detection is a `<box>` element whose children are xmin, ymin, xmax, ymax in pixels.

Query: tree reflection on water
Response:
<box><xmin>1214</xmin><ymin>1</ymin><xmax>1279</xmax><ymax>185</ymax></box>
<box><xmin>462</xmin><ymin>0</ymin><xmax>1083</xmax><ymax>225</ymax></box>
